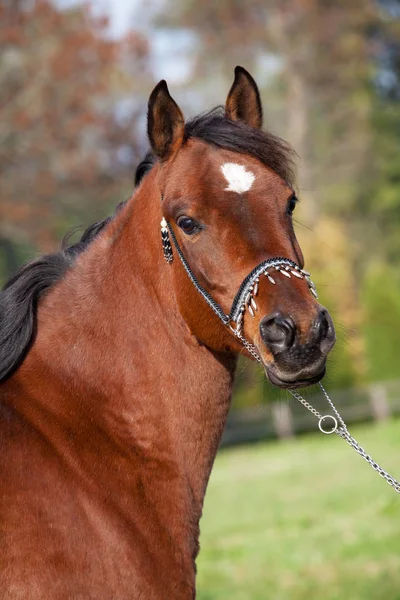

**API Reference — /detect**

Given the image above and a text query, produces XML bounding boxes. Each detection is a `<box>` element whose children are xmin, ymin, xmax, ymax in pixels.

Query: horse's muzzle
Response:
<box><xmin>259</xmin><ymin>308</ymin><xmax>335</xmax><ymax>389</ymax></box>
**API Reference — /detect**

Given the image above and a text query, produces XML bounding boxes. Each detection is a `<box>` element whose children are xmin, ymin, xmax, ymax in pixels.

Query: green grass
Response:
<box><xmin>197</xmin><ymin>419</ymin><xmax>400</xmax><ymax>600</ymax></box>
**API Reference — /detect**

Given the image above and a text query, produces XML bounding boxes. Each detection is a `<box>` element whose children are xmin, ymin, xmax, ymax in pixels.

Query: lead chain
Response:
<box><xmin>289</xmin><ymin>383</ymin><xmax>400</xmax><ymax>495</ymax></box>
<box><xmin>229</xmin><ymin>327</ymin><xmax>400</xmax><ymax>496</ymax></box>
<box><xmin>335</xmin><ymin>426</ymin><xmax>400</xmax><ymax>494</ymax></box>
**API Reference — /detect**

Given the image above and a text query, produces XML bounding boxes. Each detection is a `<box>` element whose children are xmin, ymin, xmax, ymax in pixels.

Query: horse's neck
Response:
<box><xmin>10</xmin><ymin>179</ymin><xmax>236</xmax><ymax>546</ymax></box>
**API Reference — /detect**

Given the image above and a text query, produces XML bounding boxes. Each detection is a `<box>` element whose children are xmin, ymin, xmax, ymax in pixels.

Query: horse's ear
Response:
<box><xmin>147</xmin><ymin>80</ymin><xmax>185</xmax><ymax>160</ymax></box>
<box><xmin>225</xmin><ymin>66</ymin><xmax>263</xmax><ymax>129</ymax></box>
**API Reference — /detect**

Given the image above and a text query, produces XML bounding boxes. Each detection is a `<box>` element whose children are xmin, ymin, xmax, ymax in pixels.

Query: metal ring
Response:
<box><xmin>318</xmin><ymin>415</ymin><xmax>338</xmax><ymax>435</ymax></box>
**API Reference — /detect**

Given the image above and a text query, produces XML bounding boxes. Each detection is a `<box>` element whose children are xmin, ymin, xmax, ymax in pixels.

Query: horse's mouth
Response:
<box><xmin>265</xmin><ymin>365</ymin><xmax>326</xmax><ymax>389</ymax></box>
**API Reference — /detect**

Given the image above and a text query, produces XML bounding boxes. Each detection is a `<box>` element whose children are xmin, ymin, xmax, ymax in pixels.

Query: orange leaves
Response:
<box><xmin>0</xmin><ymin>0</ymin><xmax>149</xmax><ymax>251</ymax></box>
<box><xmin>12</xmin><ymin>110</ymin><xmax>31</xmax><ymax>130</ymax></box>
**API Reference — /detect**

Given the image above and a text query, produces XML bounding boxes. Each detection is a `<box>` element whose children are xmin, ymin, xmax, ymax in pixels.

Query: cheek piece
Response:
<box><xmin>160</xmin><ymin>217</ymin><xmax>318</xmax><ymax>336</ymax></box>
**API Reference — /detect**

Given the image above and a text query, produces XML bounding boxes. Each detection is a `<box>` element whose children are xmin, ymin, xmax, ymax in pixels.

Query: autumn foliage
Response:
<box><xmin>0</xmin><ymin>0</ymin><xmax>149</xmax><ymax>252</ymax></box>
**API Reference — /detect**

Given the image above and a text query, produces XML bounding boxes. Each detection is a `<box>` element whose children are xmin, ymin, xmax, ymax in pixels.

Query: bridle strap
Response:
<box><xmin>167</xmin><ymin>221</ymin><xmax>231</xmax><ymax>325</ymax></box>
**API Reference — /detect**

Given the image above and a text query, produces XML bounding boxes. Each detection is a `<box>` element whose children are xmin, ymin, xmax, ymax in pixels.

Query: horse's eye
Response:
<box><xmin>287</xmin><ymin>195</ymin><xmax>298</xmax><ymax>215</ymax></box>
<box><xmin>177</xmin><ymin>216</ymin><xmax>200</xmax><ymax>235</ymax></box>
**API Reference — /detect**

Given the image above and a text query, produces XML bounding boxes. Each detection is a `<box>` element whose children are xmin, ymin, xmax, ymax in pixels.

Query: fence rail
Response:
<box><xmin>221</xmin><ymin>379</ymin><xmax>400</xmax><ymax>447</ymax></box>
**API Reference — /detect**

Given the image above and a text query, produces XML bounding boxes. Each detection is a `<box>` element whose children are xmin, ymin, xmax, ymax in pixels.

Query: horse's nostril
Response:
<box><xmin>260</xmin><ymin>312</ymin><xmax>296</xmax><ymax>355</ymax></box>
<box><xmin>320</xmin><ymin>315</ymin><xmax>329</xmax><ymax>339</ymax></box>
<box><xmin>314</xmin><ymin>310</ymin><xmax>326</xmax><ymax>342</ymax></box>
<box><xmin>315</xmin><ymin>308</ymin><xmax>335</xmax><ymax>354</ymax></box>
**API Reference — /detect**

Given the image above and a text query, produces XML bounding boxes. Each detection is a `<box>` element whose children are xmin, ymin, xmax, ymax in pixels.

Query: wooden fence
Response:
<box><xmin>221</xmin><ymin>379</ymin><xmax>400</xmax><ymax>447</ymax></box>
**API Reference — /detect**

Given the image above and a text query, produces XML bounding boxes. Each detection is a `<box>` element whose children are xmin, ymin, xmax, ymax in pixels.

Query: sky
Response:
<box><xmin>55</xmin><ymin>0</ymin><xmax>196</xmax><ymax>84</ymax></box>
<box><xmin>56</xmin><ymin>0</ymin><xmax>137</xmax><ymax>38</ymax></box>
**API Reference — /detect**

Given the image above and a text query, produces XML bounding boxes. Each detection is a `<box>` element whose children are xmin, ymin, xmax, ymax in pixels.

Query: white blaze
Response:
<box><xmin>221</xmin><ymin>162</ymin><xmax>255</xmax><ymax>193</ymax></box>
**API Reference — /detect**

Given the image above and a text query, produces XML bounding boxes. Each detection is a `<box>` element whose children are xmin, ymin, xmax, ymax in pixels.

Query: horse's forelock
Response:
<box><xmin>135</xmin><ymin>107</ymin><xmax>296</xmax><ymax>189</ymax></box>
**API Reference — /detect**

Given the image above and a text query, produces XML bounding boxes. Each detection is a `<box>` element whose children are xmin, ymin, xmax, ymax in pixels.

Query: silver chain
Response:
<box><xmin>335</xmin><ymin>426</ymin><xmax>400</xmax><ymax>493</ymax></box>
<box><xmin>289</xmin><ymin>383</ymin><xmax>400</xmax><ymax>494</ymax></box>
<box><xmin>229</xmin><ymin>328</ymin><xmax>400</xmax><ymax>495</ymax></box>
<box><xmin>229</xmin><ymin>326</ymin><xmax>264</xmax><ymax>363</ymax></box>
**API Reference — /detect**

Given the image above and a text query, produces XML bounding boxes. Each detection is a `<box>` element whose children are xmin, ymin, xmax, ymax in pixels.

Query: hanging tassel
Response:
<box><xmin>160</xmin><ymin>218</ymin><xmax>173</xmax><ymax>263</ymax></box>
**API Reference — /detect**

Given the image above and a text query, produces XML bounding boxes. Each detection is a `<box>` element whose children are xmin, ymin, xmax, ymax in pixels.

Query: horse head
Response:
<box><xmin>144</xmin><ymin>66</ymin><xmax>335</xmax><ymax>389</ymax></box>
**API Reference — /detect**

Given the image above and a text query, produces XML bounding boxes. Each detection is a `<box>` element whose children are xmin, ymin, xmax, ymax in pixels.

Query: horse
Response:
<box><xmin>0</xmin><ymin>67</ymin><xmax>335</xmax><ymax>599</ymax></box>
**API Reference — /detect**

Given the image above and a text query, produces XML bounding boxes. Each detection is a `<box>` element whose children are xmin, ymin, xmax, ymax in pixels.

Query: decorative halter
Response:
<box><xmin>161</xmin><ymin>217</ymin><xmax>318</xmax><ymax>338</ymax></box>
<box><xmin>160</xmin><ymin>216</ymin><xmax>400</xmax><ymax>495</ymax></box>
<box><xmin>161</xmin><ymin>215</ymin><xmax>400</xmax><ymax>496</ymax></box>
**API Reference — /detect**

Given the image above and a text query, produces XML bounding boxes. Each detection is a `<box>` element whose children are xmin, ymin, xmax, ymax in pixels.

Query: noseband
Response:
<box><xmin>161</xmin><ymin>218</ymin><xmax>318</xmax><ymax>355</ymax></box>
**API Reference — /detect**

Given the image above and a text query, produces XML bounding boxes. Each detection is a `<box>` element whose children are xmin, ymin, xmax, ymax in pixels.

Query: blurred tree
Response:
<box><xmin>0</xmin><ymin>0</ymin><xmax>150</xmax><ymax>275</ymax></box>
<box><xmin>354</xmin><ymin>5</ymin><xmax>400</xmax><ymax>265</ymax></box>
<box><xmin>363</xmin><ymin>263</ymin><xmax>400</xmax><ymax>381</ymax></box>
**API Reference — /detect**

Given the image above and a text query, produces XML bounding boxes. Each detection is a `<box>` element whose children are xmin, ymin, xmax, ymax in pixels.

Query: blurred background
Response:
<box><xmin>1</xmin><ymin>1</ymin><xmax>400</xmax><ymax>598</ymax></box>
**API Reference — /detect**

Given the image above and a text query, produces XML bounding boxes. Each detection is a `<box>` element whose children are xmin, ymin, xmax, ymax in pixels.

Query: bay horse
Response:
<box><xmin>0</xmin><ymin>67</ymin><xmax>335</xmax><ymax>599</ymax></box>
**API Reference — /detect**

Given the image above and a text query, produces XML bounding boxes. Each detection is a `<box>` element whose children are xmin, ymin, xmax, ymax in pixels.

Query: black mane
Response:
<box><xmin>0</xmin><ymin>205</ymin><xmax>126</xmax><ymax>382</ymax></box>
<box><xmin>0</xmin><ymin>107</ymin><xmax>295</xmax><ymax>382</ymax></box>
